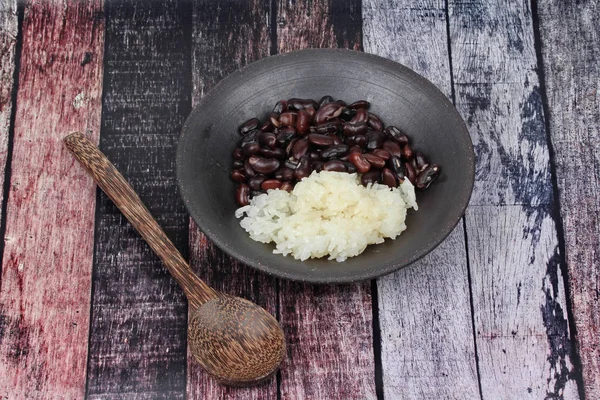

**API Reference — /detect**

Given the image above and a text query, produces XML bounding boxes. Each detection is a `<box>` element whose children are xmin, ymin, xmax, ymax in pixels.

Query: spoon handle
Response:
<box><xmin>64</xmin><ymin>132</ymin><xmax>218</xmax><ymax>309</ymax></box>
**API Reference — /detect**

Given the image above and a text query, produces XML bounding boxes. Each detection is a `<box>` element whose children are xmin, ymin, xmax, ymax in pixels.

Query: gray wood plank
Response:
<box><xmin>188</xmin><ymin>1</ymin><xmax>278</xmax><ymax>398</ymax></box>
<box><xmin>448</xmin><ymin>0</ymin><xmax>579</xmax><ymax>398</ymax></box>
<box><xmin>537</xmin><ymin>0</ymin><xmax>600</xmax><ymax>397</ymax></box>
<box><xmin>362</xmin><ymin>1</ymin><xmax>480</xmax><ymax>399</ymax></box>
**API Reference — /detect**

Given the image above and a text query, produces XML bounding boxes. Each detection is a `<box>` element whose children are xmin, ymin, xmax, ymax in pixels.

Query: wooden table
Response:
<box><xmin>0</xmin><ymin>0</ymin><xmax>598</xmax><ymax>399</ymax></box>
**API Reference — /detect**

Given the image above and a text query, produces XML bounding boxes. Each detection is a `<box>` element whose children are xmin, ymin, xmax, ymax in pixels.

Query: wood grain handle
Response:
<box><xmin>64</xmin><ymin>132</ymin><xmax>218</xmax><ymax>310</ymax></box>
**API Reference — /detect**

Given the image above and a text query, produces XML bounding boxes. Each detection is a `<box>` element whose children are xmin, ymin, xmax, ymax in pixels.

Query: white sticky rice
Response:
<box><xmin>235</xmin><ymin>171</ymin><xmax>418</xmax><ymax>262</ymax></box>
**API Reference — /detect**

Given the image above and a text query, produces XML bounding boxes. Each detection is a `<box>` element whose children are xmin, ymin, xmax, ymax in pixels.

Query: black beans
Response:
<box><xmin>236</xmin><ymin>184</ymin><xmax>250</xmax><ymax>206</ymax></box>
<box><xmin>308</xmin><ymin>133</ymin><xmax>334</xmax><ymax>146</ymax></box>
<box><xmin>324</xmin><ymin>160</ymin><xmax>347</xmax><ymax>172</ymax></box>
<box><xmin>367</xmin><ymin>113</ymin><xmax>383</xmax><ymax>131</ymax></box>
<box><xmin>231</xmin><ymin>97</ymin><xmax>441</xmax><ymax>201</ymax></box>
<box><xmin>321</xmin><ymin>144</ymin><xmax>349</xmax><ymax>160</ymax></box>
<box><xmin>239</xmin><ymin>118</ymin><xmax>260</xmax><ymax>135</ymax></box>
<box><xmin>416</xmin><ymin>165</ymin><xmax>440</xmax><ymax>190</ymax></box>
<box><xmin>366</xmin><ymin>131</ymin><xmax>386</xmax><ymax>150</ymax></box>
<box><xmin>248</xmin><ymin>155</ymin><xmax>280</xmax><ymax>174</ymax></box>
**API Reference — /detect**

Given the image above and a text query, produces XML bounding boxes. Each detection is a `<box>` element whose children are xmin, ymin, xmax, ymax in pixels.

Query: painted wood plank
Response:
<box><xmin>362</xmin><ymin>2</ymin><xmax>481</xmax><ymax>399</ymax></box>
<box><xmin>448</xmin><ymin>0</ymin><xmax>579</xmax><ymax>398</ymax></box>
<box><xmin>536</xmin><ymin>0</ymin><xmax>600</xmax><ymax>397</ymax></box>
<box><xmin>85</xmin><ymin>1</ymin><xmax>191</xmax><ymax>398</ymax></box>
<box><xmin>276</xmin><ymin>2</ymin><xmax>377</xmax><ymax>399</ymax></box>
<box><xmin>0</xmin><ymin>0</ymin><xmax>17</xmax><ymax>225</ymax></box>
<box><xmin>0</xmin><ymin>0</ymin><xmax>104</xmax><ymax>398</ymax></box>
<box><xmin>187</xmin><ymin>1</ymin><xmax>277</xmax><ymax>398</ymax></box>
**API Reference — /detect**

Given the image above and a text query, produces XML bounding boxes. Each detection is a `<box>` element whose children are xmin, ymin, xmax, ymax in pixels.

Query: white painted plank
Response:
<box><xmin>363</xmin><ymin>1</ymin><xmax>480</xmax><ymax>399</ymax></box>
<box><xmin>537</xmin><ymin>0</ymin><xmax>600</xmax><ymax>397</ymax></box>
<box><xmin>448</xmin><ymin>0</ymin><xmax>579</xmax><ymax>398</ymax></box>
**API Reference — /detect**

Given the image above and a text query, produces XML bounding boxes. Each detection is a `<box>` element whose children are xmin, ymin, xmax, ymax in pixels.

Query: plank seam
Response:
<box><xmin>370</xmin><ymin>279</ymin><xmax>384</xmax><ymax>400</ymax></box>
<box><xmin>270</xmin><ymin>0</ymin><xmax>277</xmax><ymax>56</ymax></box>
<box><xmin>0</xmin><ymin>0</ymin><xmax>23</xmax><ymax>287</ymax></box>
<box><xmin>444</xmin><ymin>0</ymin><xmax>483</xmax><ymax>398</ymax></box>
<box><xmin>530</xmin><ymin>1</ymin><xmax>585</xmax><ymax>398</ymax></box>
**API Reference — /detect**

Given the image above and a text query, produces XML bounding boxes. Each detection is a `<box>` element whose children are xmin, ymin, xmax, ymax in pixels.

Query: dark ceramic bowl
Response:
<box><xmin>177</xmin><ymin>49</ymin><xmax>474</xmax><ymax>283</ymax></box>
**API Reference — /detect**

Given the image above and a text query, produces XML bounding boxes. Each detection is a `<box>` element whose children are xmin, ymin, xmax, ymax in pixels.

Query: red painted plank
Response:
<box><xmin>0</xmin><ymin>0</ymin><xmax>104</xmax><ymax>398</ymax></box>
<box><xmin>276</xmin><ymin>1</ymin><xmax>377</xmax><ymax>399</ymax></box>
<box><xmin>0</xmin><ymin>0</ymin><xmax>17</xmax><ymax>223</ymax></box>
<box><xmin>187</xmin><ymin>1</ymin><xmax>276</xmax><ymax>398</ymax></box>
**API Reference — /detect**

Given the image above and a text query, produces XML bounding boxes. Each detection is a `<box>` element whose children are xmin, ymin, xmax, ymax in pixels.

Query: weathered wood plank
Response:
<box><xmin>362</xmin><ymin>1</ymin><xmax>480</xmax><ymax>398</ymax></box>
<box><xmin>537</xmin><ymin>0</ymin><xmax>600</xmax><ymax>397</ymax></box>
<box><xmin>85</xmin><ymin>1</ymin><xmax>191</xmax><ymax>398</ymax></box>
<box><xmin>187</xmin><ymin>1</ymin><xmax>277</xmax><ymax>398</ymax></box>
<box><xmin>448</xmin><ymin>0</ymin><xmax>579</xmax><ymax>398</ymax></box>
<box><xmin>276</xmin><ymin>1</ymin><xmax>377</xmax><ymax>399</ymax></box>
<box><xmin>0</xmin><ymin>0</ymin><xmax>105</xmax><ymax>398</ymax></box>
<box><xmin>0</xmin><ymin>0</ymin><xmax>17</xmax><ymax>225</ymax></box>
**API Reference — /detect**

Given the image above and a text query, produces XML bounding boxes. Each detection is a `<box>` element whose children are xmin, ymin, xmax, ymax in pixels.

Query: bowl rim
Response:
<box><xmin>177</xmin><ymin>48</ymin><xmax>475</xmax><ymax>283</ymax></box>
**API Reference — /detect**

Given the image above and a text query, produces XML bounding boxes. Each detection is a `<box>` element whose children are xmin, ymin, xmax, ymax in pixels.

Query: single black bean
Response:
<box><xmin>236</xmin><ymin>184</ymin><xmax>250</xmax><ymax>206</ymax></box>
<box><xmin>372</xmin><ymin>148</ymin><xmax>391</xmax><ymax>161</ymax></box>
<box><xmin>363</xmin><ymin>153</ymin><xmax>386</xmax><ymax>168</ymax></box>
<box><xmin>339</xmin><ymin>108</ymin><xmax>356</xmax><ymax>121</ymax></box>
<box><xmin>332</xmin><ymin>135</ymin><xmax>343</xmax><ymax>145</ymax></box>
<box><xmin>348</xmin><ymin>152</ymin><xmax>371</xmax><ymax>173</ymax></box>
<box><xmin>415</xmin><ymin>152</ymin><xmax>428</xmax><ymax>170</ymax></box>
<box><xmin>304</xmin><ymin>106</ymin><xmax>317</xmax><ymax>120</ymax></box>
<box><xmin>248</xmin><ymin>155</ymin><xmax>280</xmax><ymax>174</ymax></box>
<box><xmin>382</xmin><ymin>140</ymin><xmax>402</xmax><ymax>158</ymax></box>
<box><xmin>309</xmin><ymin>151</ymin><xmax>321</xmax><ymax>161</ymax></box>
<box><xmin>233</xmin><ymin>159</ymin><xmax>244</xmax><ymax>169</ymax></box>
<box><xmin>258</xmin><ymin>132</ymin><xmax>277</xmax><ymax>149</ymax></box>
<box><xmin>261</xmin><ymin>179</ymin><xmax>282</xmax><ymax>190</ymax></box>
<box><xmin>342</xmin><ymin>161</ymin><xmax>357</xmax><ymax>173</ymax></box>
<box><xmin>286</xmin><ymin>138</ymin><xmax>298</xmax><ymax>156</ymax></box>
<box><xmin>314</xmin><ymin>102</ymin><xmax>345</xmax><ymax>125</ymax></box>
<box><xmin>230</xmin><ymin>169</ymin><xmax>246</xmax><ymax>183</ymax></box>
<box><xmin>296</xmin><ymin>109</ymin><xmax>311</xmax><ymax>135</ymax></box>
<box><xmin>277</xmin><ymin>127</ymin><xmax>296</xmax><ymax>145</ymax></box>
<box><xmin>354</xmin><ymin>134</ymin><xmax>367</xmax><ymax>148</ymax></box>
<box><xmin>270</xmin><ymin>112</ymin><xmax>282</xmax><ymax>128</ymax></box>
<box><xmin>342</xmin><ymin>122</ymin><xmax>368</xmax><ymax>136</ymax></box>
<box><xmin>292</xmin><ymin>138</ymin><xmax>309</xmax><ymax>160</ymax></box>
<box><xmin>405</xmin><ymin>161</ymin><xmax>417</xmax><ymax>184</ymax></box>
<box><xmin>351</xmin><ymin>108</ymin><xmax>368</xmax><ymax>124</ymax></box>
<box><xmin>240</xmin><ymin>129</ymin><xmax>259</xmax><ymax>144</ymax></box>
<box><xmin>312</xmin><ymin>160</ymin><xmax>325</xmax><ymax>172</ymax></box>
<box><xmin>321</xmin><ymin>144</ymin><xmax>349</xmax><ymax>160</ymax></box>
<box><xmin>241</xmin><ymin>141</ymin><xmax>260</xmax><ymax>156</ymax></box>
<box><xmin>366</xmin><ymin>131</ymin><xmax>386</xmax><ymax>150</ymax></box>
<box><xmin>367</xmin><ymin>113</ymin><xmax>383</xmax><ymax>131</ymax></box>
<box><xmin>390</xmin><ymin>156</ymin><xmax>406</xmax><ymax>180</ymax></box>
<box><xmin>349</xmin><ymin>145</ymin><xmax>362</xmax><ymax>154</ymax></box>
<box><xmin>285</xmin><ymin>158</ymin><xmax>299</xmax><ymax>169</ymax></box>
<box><xmin>318</xmin><ymin>95</ymin><xmax>334</xmax><ymax>108</ymax></box>
<box><xmin>385</xmin><ymin>126</ymin><xmax>408</xmax><ymax>144</ymax></box>
<box><xmin>259</xmin><ymin>147</ymin><xmax>286</xmax><ymax>159</ymax></box>
<box><xmin>324</xmin><ymin>160</ymin><xmax>347</xmax><ymax>172</ymax></box>
<box><xmin>295</xmin><ymin>156</ymin><xmax>311</xmax><ymax>180</ymax></box>
<box><xmin>402</xmin><ymin>144</ymin><xmax>414</xmax><ymax>160</ymax></box>
<box><xmin>335</xmin><ymin>100</ymin><xmax>347</xmax><ymax>107</ymax></box>
<box><xmin>416</xmin><ymin>165</ymin><xmax>441</xmax><ymax>190</ymax></box>
<box><xmin>280</xmin><ymin>182</ymin><xmax>294</xmax><ymax>192</ymax></box>
<box><xmin>273</xmin><ymin>100</ymin><xmax>288</xmax><ymax>114</ymax></box>
<box><xmin>361</xmin><ymin>170</ymin><xmax>381</xmax><ymax>186</ymax></box>
<box><xmin>315</xmin><ymin>119</ymin><xmax>342</xmax><ymax>135</ymax></box>
<box><xmin>259</xmin><ymin>119</ymin><xmax>274</xmax><ymax>132</ymax></box>
<box><xmin>248</xmin><ymin>175</ymin><xmax>266</xmax><ymax>190</ymax></box>
<box><xmin>274</xmin><ymin>167</ymin><xmax>295</xmax><ymax>181</ymax></box>
<box><xmin>308</xmin><ymin>133</ymin><xmax>334</xmax><ymax>146</ymax></box>
<box><xmin>279</xmin><ymin>111</ymin><xmax>297</xmax><ymax>127</ymax></box>
<box><xmin>244</xmin><ymin>160</ymin><xmax>256</xmax><ymax>178</ymax></box>
<box><xmin>382</xmin><ymin>168</ymin><xmax>398</xmax><ymax>188</ymax></box>
<box><xmin>349</xmin><ymin>100</ymin><xmax>370</xmax><ymax>110</ymax></box>
<box><xmin>239</xmin><ymin>118</ymin><xmax>260</xmax><ymax>136</ymax></box>
<box><xmin>232</xmin><ymin>147</ymin><xmax>244</xmax><ymax>160</ymax></box>
<box><xmin>288</xmin><ymin>98</ymin><xmax>318</xmax><ymax>111</ymax></box>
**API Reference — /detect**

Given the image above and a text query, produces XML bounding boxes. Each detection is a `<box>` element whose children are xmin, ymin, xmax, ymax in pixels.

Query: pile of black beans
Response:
<box><xmin>231</xmin><ymin>97</ymin><xmax>441</xmax><ymax>206</ymax></box>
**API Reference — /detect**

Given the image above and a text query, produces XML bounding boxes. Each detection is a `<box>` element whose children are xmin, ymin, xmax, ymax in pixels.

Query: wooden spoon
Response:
<box><xmin>64</xmin><ymin>132</ymin><xmax>285</xmax><ymax>386</ymax></box>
